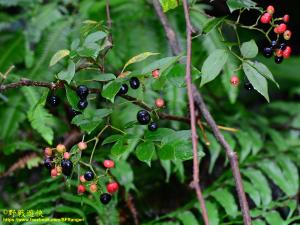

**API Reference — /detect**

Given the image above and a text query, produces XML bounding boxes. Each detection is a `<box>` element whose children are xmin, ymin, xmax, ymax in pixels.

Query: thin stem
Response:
<box><xmin>89</xmin><ymin>139</ymin><xmax>99</xmax><ymax>166</ymax></box>
<box><xmin>182</xmin><ymin>0</ymin><xmax>210</xmax><ymax>224</ymax></box>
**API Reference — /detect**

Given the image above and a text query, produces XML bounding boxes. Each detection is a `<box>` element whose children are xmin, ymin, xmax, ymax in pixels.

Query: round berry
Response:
<box><xmin>155</xmin><ymin>98</ymin><xmax>165</xmax><ymax>108</ymax></box>
<box><xmin>44</xmin><ymin>147</ymin><xmax>52</xmax><ymax>157</ymax></box>
<box><xmin>103</xmin><ymin>160</ymin><xmax>115</xmax><ymax>168</ymax></box>
<box><xmin>279</xmin><ymin>43</ymin><xmax>287</xmax><ymax>51</ymax></box>
<box><xmin>76</xmin><ymin>85</ymin><xmax>89</xmax><ymax>99</ymax></box>
<box><xmin>51</xmin><ymin>168</ymin><xmax>58</xmax><ymax>178</ymax></box>
<box><xmin>275</xmin><ymin>49</ymin><xmax>283</xmax><ymax>57</ymax></box>
<box><xmin>230</xmin><ymin>75</ymin><xmax>239</xmax><ymax>86</ymax></box>
<box><xmin>283</xmin><ymin>14</ymin><xmax>290</xmax><ymax>23</ymax></box>
<box><xmin>44</xmin><ymin>157</ymin><xmax>53</xmax><ymax>170</ymax></box>
<box><xmin>67</xmin><ymin>108</ymin><xmax>81</xmax><ymax>120</ymax></box>
<box><xmin>283</xmin><ymin>46</ymin><xmax>292</xmax><ymax>59</ymax></box>
<box><xmin>148</xmin><ymin>122</ymin><xmax>158</xmax><ymax>131</ymax></box>
<box><xmin>283</xmin><ymin>30</ymin><xmax>292</xmax><ymax>40</ymax></box>
<box><xmin>137</xmin><ymin>110</ymin><xmax>151</xmax><ymax>125</ymax></box>
<box><xmin>275</xmin><ymin>56</ymin><xmax>283</xmax><ymax>64</ymax></box>
<box><xmin>129</xmin><ymin>77</ymin><xmax>140</xmax><ymax>89</ymax></box>
<box><xmin>277</xmin><ymin>23</ymin><xmax>287</xmax><ymax>34</ymax></box>
<box><xmin>106</xmin><ymin>182</ymin><xmax>119</xmax><ymax>193</ymax></box>
<box><xmin>270</xmin><ymin>40</ymin><xmax>277</xmax><ymax>49</ymax></box>
<box><xmin>80</xmin><ymin>175</ymin><xmax>86</xmax><ymax>183</ymax></box>
<box><xmin>90</xmin><ymin>183</ymin><xmax>98</xmax><ymax>193</ymax></box>
<box><xmin>61</xmin><ymin>159</ymin><xmax>73</xmax><ymax>176</ymax></box>
<box><xmin>260</xmin><ymin>13</ymin><xmax>272</xmax><ymax>24</ymax></box>
<box><xmin>78</xmin><ymin>141</ymin><xmax>87</xmax><ymax>150</ymax></box>
<box><xmin>244</xmin><ymin>81</ymin><xmax>254</xmax><ymax>91</ymax></box>
<box><xmin>266</xmin><ymin>5</ymin><xmax>275</xmax><ymax>15</ymax></box>
<box><xmin>263</xmin><ymin>47</ymin><xmax>273</xmax><ymax>58</ymax></box>
<box><xmin>274</xmin><ymin>27</ymin><xmax>279</xmax><ymax>34</ymax></box>
<box><xmin>77</xmin><ymin>184</ymin><xmax>86</xmax><ymax>194</ymax></box>
<box><xmin>84</xmin><ymin>171</ymin><xmax>94</xmax><ymax>181</ymax></box>
<box><xmin>118</xmin><ymin>84</ymin><xmax>129</xmax><ymax>95</ymax></box>
<box><xmin>77</xmin><ymin>99</ymin><xmax>88</xmax><ymax>110</ymax></box>
<box><xmin>48</xmin><ymin>95</ymin><xmax>60</xmax><ymax>107</ymax></box>
<box><xmin>152</xmin><ymin>69</ymin><xmax>160</xmax><ymax>79</ymax></box>
<box><xmin>56</xmin><ymin>144</ymin><xmax>66</xmax><ymax>153</ymax></box>
<box><xmin>63</xmin><ymin>152</ymin><xmax>71</xmax><ymax>159</ymax></box>
<box><xmin>100</xmin><ymin>193</ymin><xmax>112</xmax><ymax>205</ymax></box>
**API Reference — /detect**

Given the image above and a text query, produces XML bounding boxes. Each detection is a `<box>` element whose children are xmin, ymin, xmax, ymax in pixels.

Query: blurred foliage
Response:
<box><xmin>0</xmin><ymin>0</ymin><xmax>299</xmax><ymax>225</ymax></box>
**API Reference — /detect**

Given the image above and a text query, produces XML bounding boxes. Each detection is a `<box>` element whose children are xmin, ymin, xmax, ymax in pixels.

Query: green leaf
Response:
<box><xmin>84</xmin><ymin>31</ymin><xmax>107</xmax><ymax>45</ymax></box>
<box><xmin>140</xmin><ymin>56</ymin><xmax>180</xmax><ymax>74</ymax></box>
<box><xmin>49</xmin><ymin>49</ymin><xmax>70</xmax><ymax>66</ymax></box>
<box><xmin>82</xmin><ymin>73</ymin><xmax>116</xmax><ymax>82</ymax></box>
<box><xmin>243</xmin><ymin>180</ymin><xmax>261</xmax><ymax>207</ymax></box>
<box><xmin>240</xmin><ymin>39</ymin><xmax>258</xmax><ymax>58</ymax></box>
<box><xmin>122</xmin><ymin>52</ymin><xmax>159</xmax><ymax>72</ymax></box>
<box><xmin>159</xmin><ymin>0</ymin><xmax>178</xmax><ymax>12</ymax></box>
<box><xmin>203</xmin><ymin>17</ymin><xmax>226</xmax><ymax>33</ymax></box>
<box><xmin>111</xmin><ymin>161</ymin><xmax>134</xmax><ymax>192</ymax></box>
<box><xmin>265</xmin><ymin>211</ymin><xmax>284</xmax><ymax>225</ymax></box>
<box><xmin>145</xmin><ymin>128</ymin><xmax>175</xmax><ymax>141</ymax></box>
<box><xmin>243</xmin><ymin>168</ymin><xmax>271</xmax><ymax>206</ymax></box>
<box><xmin>57</xmin><ymin>60</ymin><xmax>75</xmax><ymax>84</ymax></box>
<box><xmin>65</xmin><ymin>84</ymin><xmax>80</xmax><ymax>109</ymax></box>
<box><xmin>101</xmin><ymin>80</ymin><xmax>122</xmax><ymax>103</ymax></box>
<box><xmin>226</xmin><ymin>0</ymin><xmax>257</xmax><ymax>12</ymax></box>
<box><xmin>201</xmin><ymin>49</ymin><xmax>228</xmax><ymax>86</ymax></box>
<box><xmin>102</xmin><ymin>134</ymin><xmax>124</xmax><ymax>145</ymax></box>
<box><xmin>253</xmin><ymin>220</ymin><xmax>266</xmax><ymax>225</ymax></box>
<box><xmin>111</xmin><ymin>139</ymin><xmax>126</xmax><ymax>156</ymax></box>
<box><xmin>211</xmin><ymin>189</ymin><xmax>238</xmax><ymax>218</ymax></box>
<box><xmin>243</xmin><ymin>61</ymin><xmax>269</xmax><ymax>102</ymax></box>
<box><xmin>4</xmin><ymin>141</ymin><xmax>37</xmax><ymax>155</ymax></box>
<box><xmin>158</xmin><ymin>144</ymin><xmax>175</xmax><ymax>160</ymax></box>
<box><xmin>135</xmin><ymin>141</ymin><xmax>155</xmax><ymax>165</ymax></box>
<box><xmin>165</xmin><ymin>64</ymin><xmax>201</xmax><ymax>87</ymax></box>
<box><xmin>251</xmin><ymin>61</ymin><xmax>279</xmax><ymax>88</ymax></box>
<box><xmin>236</xmin><ymin>131</ymin><xmax>252</xmax><ymax>162</ymax></box>
<box><xmin>205</xmin><ymin>201</ymin><xmax>219</xmax><ymax>225</ymax></box>
<box><xmin>77</xmin><ymin>43</ymin><xmax>100</xmax><ymax>58</ymax></box>
<box><xmin>177</xmin><ymin>211</ymin><xmax>199</xmax><ymax>225</ymax></box>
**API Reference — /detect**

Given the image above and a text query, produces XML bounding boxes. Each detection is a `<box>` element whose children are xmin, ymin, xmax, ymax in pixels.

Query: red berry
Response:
<box><xmin>64</xmin><ymin>152</ymin><xmax>71</xmax><ymax>159</ymax></box>
<box><xmin>260</xmin><ymin>13</ymin><xmax>272</xmax><ymax>24</ymax></box>
<box><xmin>44</xmin><ymin>147</ymin><xmax>52</xmax><ymax>157</ymax></box>
<box><xmin>277</xmin><ymin>23</ymin><xmax>287</xmax><ymax>34</ymax></box>
<box><xmin>283</xmin><ymin>46</ymin><xmax>292</xmax><ymax>58</ymax></box>
<box><xmin>80</xmin><ymin>175</ymin><xmax>86</xmax><ymax>183</ymax></box>
<box><xmin>77</xmin><ymin>184</ymin><xmax>86</xmax><ymax>194</ymax></box>
<box><xmin>152</xmin><ymin>69</ymin><xmax>160</xmax><ymax>79</ymax></box>
<box><xmin>283</xmin><ymin>30</ymin><xmax>292</xmax><ymax>40</ymax></box>
<box><xmin>274</xmin><ymin>26</ymin><xmax>279</xmax><ymax>34</ymax></box>
<box><xmin>283</xmin><ymin>14</ymin><xmax>290</xmax><ymax>23</ymax></box>
<box><xmin>90</xmin><ymin>183</ymin><xmax>98</xmax><ymax>192</ymax></box>
<box><xmin>106</xmin><ymin>182</ymin><xmax>119</xmax><ymax>193</ymax></box>
<box><xmin>78</xmin><ymin>142</ymin><xmax>87</xmax><ymax>150</ymax></box>
<box><xmin>275</xmin><ymin>49</ymin><xmax>283</xmax><ymax>57</ymax></box>
<box><xmin>103</xmin><ymin>160</ymin><xmax>115</xmax><ymax>168</ymax></box>
<box><xmin>155</xmin><ymin>98</ymin><xmax>165</xmax><ymax>108</ymax></box>
<box><xmin>51</xmin><ymin>168</ymin><xmax>58</xmax><ymax>177</ymax></box>
<box><xmin>230</xmin><ymin>75</ymin><xmax>239</xmax><ymax>87</ymax></box>
<box><xmin>266</xmin><ymin>5</ymin><xmax>275</xmax><ymax>15</ymax></box>
<box><xmin>56</xmin><ymin>144</ymin><xmax>66</xmax><ymax>153</ymax></box>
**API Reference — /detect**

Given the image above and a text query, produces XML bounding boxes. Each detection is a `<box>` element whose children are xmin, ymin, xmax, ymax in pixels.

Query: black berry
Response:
<box><xmin>44</xmin><ymin>157</ymin><xmax>53</xmax><ymax>170</ymax></box>
<box><xmin>137</xmin><ymin>110</ymin><xmax>151</xmax><ymax>125</ymax></box>
<box><xmin>148</xmin><ymin>122</ymin><xmax>158</xmax><ymax>131</ymax></box>
<box><xmin>270</xmin><ymin>40</ymin><xmax>277</xmax><ymax>49</ymax></box>
<box><xmin>275</xmin><ymin>56</ymin><xmax>283</xmax><ymax>64</ymax></box>
<box><xmin>129</xmin><ymin>77</ymin><xmax>140</xmax><ymax>89</ymax></box>
<box><xmin>263</xmin><ymin>47</ymin><xmax>273</xmax><ymax>58</ymax></box>
<box><xmin>100</xmin><ymin>193</ymin><xmax>112</xmax><ymax>205</ymax></box>
<box><xmin>244</xmin><ymin>81</ymin><xmax>254</xmax><ymax>91</ymax></box>
<box><xmin>84</xmin><ymin>171</ymin><xmax>94</xmax><ymax>181</ymax></box>
<box><xmin>67</xmin><ymin>108</ymin><xmax>81</xmax><ymax>120</ymax></box>
<box><xmin>48</xmin><ymin>95</ymin><xmax>60</xmax><ymax>107</ymax></box>
<box><xmin>118</xmin><ymin>84</ymin><xmax>128</xmax><ymax>95</ymax></box>
<box><xmin>279</xmin><ymin>43</ymin><xmax>287</xmax><ymax>50</ymax></box>
<box><xmin>61</xmin><ymin>159</ymin><xmax>73</xmax><ymax>176</ymax></box>
<box><xmin>78</xmin><ymin>99</ymin><xmax>88</xmax><ymax>110</ymax></box>
<box><xmin>76</xmin><ymin>85</ymin><xmax>89</xmax><ymax>99</ymax></box>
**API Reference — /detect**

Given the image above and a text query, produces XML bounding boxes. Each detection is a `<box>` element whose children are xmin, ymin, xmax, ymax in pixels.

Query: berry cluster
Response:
<box><xmin>261</xmin><ymin>5</ymin><xmax>292</xmax><ymax>64</ymax></box>
<box><xmin>43</xmin><ymin>142</ymin><xmax>119</xmax><ymax>205</ymax></box>
<box><xmin>76</xmin><ymin>85</ymin><xmax>89</xmax><ymax>110</ymax></box>
<box><xmin>118</xmin><ymin>77</ymin><xmax>140</xmax><ymax>95</ymax></box>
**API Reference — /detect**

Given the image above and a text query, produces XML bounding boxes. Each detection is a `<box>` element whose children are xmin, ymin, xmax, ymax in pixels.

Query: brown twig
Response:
<box><xmin>192</xmin><ymin>86</ymin><xmax>252</xmax><ymax>225</ymax></box>
<box><xmin>182</xmin><ymin>1</ymin><xmax>210</xmax><ymax>224</ymax></box>
<box><xmin>125</xmin><ymin>193</ymin><xmax>139</xmax><ymax>225</ymax></box>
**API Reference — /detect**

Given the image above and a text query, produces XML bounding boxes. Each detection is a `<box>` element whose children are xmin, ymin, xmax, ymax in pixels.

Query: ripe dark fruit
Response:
<box><xmin>263</xmin><ymin>47</ymin><xmax>273</xmax><ymax>58</ymax></box>
<box><xmin>44</xmin><ymin>157</ymin><xmax>53</xmax><ymax>170</ymax></box>
<box><xmin>129</xmin><ymin>77</ymin><xmax>140</xmax><ymax>89</ymax></box>
<box><xmin>275</xmin><ymin>56</ymin><xmax>283</xmax><ymax>64</ymax></box>
<box><xmin>279</xmin><ymin>43</ymin><xmax>287</xmax><ymax>51</ymax></box>
<box><xmin>61</xmin><ymin>159</ymin><xmax>73</xmax><ymax>176</ymax></box>
<box><xmin>78</xmin><ymin>99</ymin><xmax>88</xmax><ymax>110</ymax></box>
<box><xmin>84</xmin><ymin>171</ymin><xmax>94</xmax><ymax>181</ymax></box>
<box><xmin>67</xmin><ymin>108</ymin><xmax>81</xmax><ymax>120</ymax></box>
<box><xmin>118</xmin><ymin>84</ymin><xmax>128</xmax><ymax>95</ymax></box>
<box><xmin>270</xmin><ymin>40</ymin><xmax>277</xmax><ymax>49</ymax></box>
<box><xmin>76</xmin><ymin>85</ymin><xmax>89</xmax><ymax>99</ymax></box>
<box><xmin>100</xmin><ymin>193</ymin><xmax>112</xmax><ymax>205</ymax></box>
<box><xmin>244</xmin><ymin>82</ymin><xmax>254</xmax><ymax>91</ymax></box>
<box><xmin>48</xmin><ymin>95</ymin><xmax>60</xmax><ymax>107</ymax></box>
<box><xmin>148</xmin><ymin>122</ymin><xmax>158</xmax><ymax>131</ymax></box>
<box><xmin>137</xmin><ymin>110</ymin><xmax>151</xmax><ymax>125</ymax></box>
